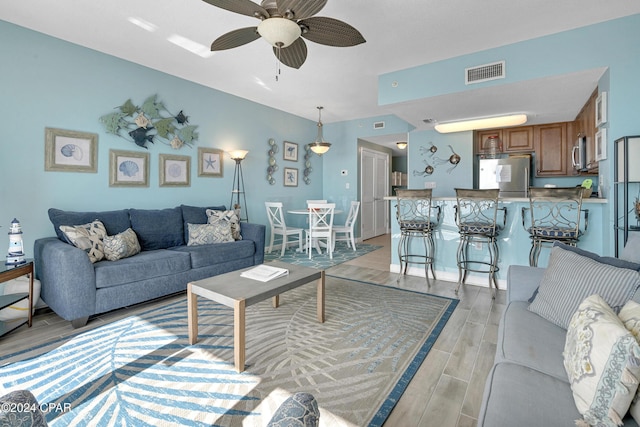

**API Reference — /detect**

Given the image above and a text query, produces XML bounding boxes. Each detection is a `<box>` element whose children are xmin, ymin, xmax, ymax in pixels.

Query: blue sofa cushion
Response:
<box><xmin>130</xmin><ymin>207</ymin><xmax>184</xmax><ymax>250</ymax></box>
<box><xmin>94</xmin><ymin>249</ymin><xmax>191</xmax><ymax>289</ymax></box>
<box><xmin>49</xmin><ymin>208</ymin><xmax>130</xmax><ymax>241</ymax></box>
<box><xmin>180</xmin><ymin>204</ymin><xmax>226</xmax><ymax>243</ymax></box>
<box><xmin>170</xmin><ymin>240</ymin><xmax>255</xmax><ymax>269</ymax></box>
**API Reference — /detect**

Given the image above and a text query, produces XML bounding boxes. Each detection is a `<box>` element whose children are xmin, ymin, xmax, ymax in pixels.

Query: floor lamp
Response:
<box><xmin>229</xmin><ymin>150</ymin><xmax>248</xmax><ymax>222</ymax></box>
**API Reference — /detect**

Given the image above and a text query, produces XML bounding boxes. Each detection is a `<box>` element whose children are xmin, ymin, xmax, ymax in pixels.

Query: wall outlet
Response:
<box><xmin>473</xmin><ymin>241</ymin><xmax>483</xmax><ymax>250</ymax></box>
<box><xmin>424</xmin><ymin>181</ymin><xmax>436</xmax><ymax>189</ymax></box>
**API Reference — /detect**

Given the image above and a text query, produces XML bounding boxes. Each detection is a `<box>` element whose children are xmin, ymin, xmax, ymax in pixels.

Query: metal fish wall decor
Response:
<box><xmin>100</xmin><ymin>95</ymin><xmax>198</xmax><ymax>150</ymax></box>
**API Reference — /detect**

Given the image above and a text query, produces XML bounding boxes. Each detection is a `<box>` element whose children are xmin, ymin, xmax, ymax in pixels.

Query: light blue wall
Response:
<box><xmin>375</xmin><ymin>13</ymin><xmax>640</xmax><ymax>255</ymax></box>
<box><xmin>0</xmin><ymin>20</ymin><xmax>323</xmax><ymax>256</ymax></box>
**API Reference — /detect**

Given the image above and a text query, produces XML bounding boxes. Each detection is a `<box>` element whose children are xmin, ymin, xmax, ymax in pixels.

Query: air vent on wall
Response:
<box><xmin>465</xmin><ymin>60</ymin><xmax>505</xmax><ymax>85</ymax></box>
<box><xmin>373</xmin><ymin>121</ymin><xmax>385</xmax><ymax>129</ymax></box>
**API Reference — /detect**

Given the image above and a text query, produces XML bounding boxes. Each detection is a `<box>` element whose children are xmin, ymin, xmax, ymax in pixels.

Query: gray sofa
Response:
<box><xmin>478</xmin><ymin>244</ymin><xmax>640</xmax><ymax>426</ymax></box>
<box><xmin>34</xmin><ymin>205</ymin><xmax>265</xmax><ymax>328</ymax></box>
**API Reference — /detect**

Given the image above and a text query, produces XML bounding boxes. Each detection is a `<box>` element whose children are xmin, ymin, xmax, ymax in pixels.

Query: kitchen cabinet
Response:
<box><xmin>476</xmin><ymin>130</ymin><xmax>502</xmax><ymax>154</ymax></box>
<box><xmin>572</xmin><ymin>89</ymin><xmax>598</xmax><ymax>173</ymax></box>
<box><xmin>614</xmin><ymin>136</ymin><xmax>640</xmax><ymax>256</ymax></box>
<box><xmin>534</xmin><ymin>122</ymin><xmax>568</xmax><ymax>176</ymax></box>
<box><xmin>503</xmin><ymin>126</ymin><xmax>534</xmax><ymax>152</ymax></box>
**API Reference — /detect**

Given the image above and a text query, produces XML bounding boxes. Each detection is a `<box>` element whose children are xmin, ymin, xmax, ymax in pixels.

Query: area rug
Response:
<box><xmin>0</xmin><ymin>276</ymin><xmax>457</xmax><ymax>427</ymax></box>
<box><xmin>264</xmin><ymin>242</ymin><xmax>382</xmax><ymax>269</ymax></box>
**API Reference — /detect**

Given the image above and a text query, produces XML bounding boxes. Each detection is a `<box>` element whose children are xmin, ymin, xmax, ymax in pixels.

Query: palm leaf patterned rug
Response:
<box><xmin>0</xmin><ymin>276</ymin><xmax>456</xmax><ymax>427</ymax></box>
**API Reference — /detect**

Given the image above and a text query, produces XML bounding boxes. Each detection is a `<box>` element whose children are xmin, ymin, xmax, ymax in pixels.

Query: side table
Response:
<box><xmin>0</xmin><ymin>259</ymin><xmax>34</xmax><ymax>337</ymax></box>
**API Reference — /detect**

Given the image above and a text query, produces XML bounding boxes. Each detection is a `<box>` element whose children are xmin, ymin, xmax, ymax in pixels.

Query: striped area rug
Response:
<box><xmin>0</xmin><ymin>276</ymin><xmax>457</xmax><ymax>427</ymax></box>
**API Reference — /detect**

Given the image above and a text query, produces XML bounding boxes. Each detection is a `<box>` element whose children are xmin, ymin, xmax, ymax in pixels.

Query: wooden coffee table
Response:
<box><xmin>187</xmin><ymin>261</ymin><xmax>325</xmax><ymax>372</ymax></box>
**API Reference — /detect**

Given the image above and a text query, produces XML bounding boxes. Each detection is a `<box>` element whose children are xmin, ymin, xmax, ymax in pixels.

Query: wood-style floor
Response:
<box><xmin>0</xmin><ymin>234</ymin><xmax>505</xmax><ymax>427</ymax></box>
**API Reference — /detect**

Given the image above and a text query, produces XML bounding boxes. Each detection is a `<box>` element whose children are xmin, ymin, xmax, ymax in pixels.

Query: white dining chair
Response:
<box><xmin>333</xmin><ymin>201</ymin><xmax>360</xmax><ymax>251</ymax></box>
<box><xmin>306</xmin><ymin>203</ymin><xmax>335</xmax><ymax>259</ymax></box>
<box><xmin>265</xmin><ymin>202</ymin><xmax>303</xmax><ymax>256</ymax></box>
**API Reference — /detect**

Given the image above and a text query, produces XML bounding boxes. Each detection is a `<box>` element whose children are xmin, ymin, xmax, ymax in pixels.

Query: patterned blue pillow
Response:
<box><xmin>187</xmin><ymin>222</ymin><xmax>233</xmax><ymax>246</ymax></box>
<box><xmin>103</xmin><ymin>228</ymin><xmax>141</xmax><ymax>261</ymax></box>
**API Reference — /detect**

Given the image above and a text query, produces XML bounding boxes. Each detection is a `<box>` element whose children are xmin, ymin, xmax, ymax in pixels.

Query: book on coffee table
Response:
<box><xmin>240</xmin><ymin>264</ymin><xmax>289</xmax><ymax>282</ymax></box>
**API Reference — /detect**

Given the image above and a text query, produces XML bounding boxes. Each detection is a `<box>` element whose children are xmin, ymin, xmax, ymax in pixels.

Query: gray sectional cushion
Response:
<box><xmin>528</xmin><ymin>246</ymin><xmax>640</xmax><ymax>329</ymax></box>
<box><xmin>553</xmin><ymin>241</ymin><xmax>640</xmax><ymax>272</ymax></box>
<box><xmin>129</xmin><ymin>207</ymin><xmax>184</xmax><ymax>250</ymax></box>
<box><xmin>94</xmin><ymin>249</ymin><xmax>191</xmax><ymax>288</ymax></box>
<box><xmin>496</xmin><ymin>301</ymin><xmax>569</xmax><ymax>381</ymax></box>
<box><xmin>621</xmin><ymin>233</ymin><xmax>640</xmax><ymax>264</ymax></box>
<box><xmin>49</xmin><ymin>207</ymin><xmax>130</xmax><ymax>241</ymax></box>
<box><xmin>170</xmin><ymin>240</ymin><xmax>255</xmax><ymax>269</ymax></box>
<box><xmin>180</xmin><ymin>204</ymin><xmax>226</xmax><ymax>242</ymax></box>
<box><xmin>478</xmin><ymin>362</ymin><xmax>583</xmax><ymax>427</ymax></box>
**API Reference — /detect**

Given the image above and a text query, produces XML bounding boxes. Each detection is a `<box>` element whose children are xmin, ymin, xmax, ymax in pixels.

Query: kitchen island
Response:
<box><xmin>385</xmin><ymin>196</ymin><xmax>608</xmax><ymax>289</ymax></box>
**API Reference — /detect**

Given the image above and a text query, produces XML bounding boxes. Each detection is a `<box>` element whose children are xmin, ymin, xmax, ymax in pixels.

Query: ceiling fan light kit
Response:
<box><xmin>434</xmin><ymin>114</ymin><xmax>527</xmax><ymax>134</ymax></box>
<box><xmin>204</xmin><ymin>0</ymin><xmax>365</xmax><ymax>70</ymax></box>
<box><xmin>310</xmin><ymin>106</ymin><xmax>331</xmax><ymax>155</ymax></box>
<box><xmin>257</xmin><ymin>17</ymin><xmax>301</xmax><ymax>47</ymax></box>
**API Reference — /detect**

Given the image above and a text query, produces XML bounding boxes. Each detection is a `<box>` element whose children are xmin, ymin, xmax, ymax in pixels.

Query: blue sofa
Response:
<box><xmin>478</xmin><ymin>244</ymin><xmax>640</xmax><ymax>426</ymax></box>
<box><xmin>34</xmin><ymin>205</ymin><xmax>265</xmax><ymax>328</ymax></box>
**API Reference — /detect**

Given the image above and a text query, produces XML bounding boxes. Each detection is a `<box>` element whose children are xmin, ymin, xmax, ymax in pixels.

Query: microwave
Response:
<box><xmin>572</xmin><ymin>136</ymin><xmax>587</xmax><ymax>171</ymax></box>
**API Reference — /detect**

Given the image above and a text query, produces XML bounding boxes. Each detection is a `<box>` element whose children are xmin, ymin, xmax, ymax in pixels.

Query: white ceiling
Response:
<box><xmin>3</xmin><ymin>1</ymin><xmax>640</xmax><ymax>155</ymax></box>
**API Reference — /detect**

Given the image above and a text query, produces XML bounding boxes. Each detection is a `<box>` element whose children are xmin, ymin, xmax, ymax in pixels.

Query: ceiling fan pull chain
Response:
<box><xmin>275</xmin><ymin>45</ymin><xmax>282</xmax><ymax>81</ymax></box>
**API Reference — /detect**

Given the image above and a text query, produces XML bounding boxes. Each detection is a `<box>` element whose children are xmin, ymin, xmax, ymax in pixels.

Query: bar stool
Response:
<box><xmin>454</xmin><ymin>189</ymin><xmax>506</xmax><ymax>297</ymax></box>
<box><xmin>522</xmin><ymin>187</ymin><xmax>589</xmax><ymax>267</ymax></box>
<box><xmin>395</xmin><ymin>189</ymin><xmax>441</xmax><ymax>286</ymax></box>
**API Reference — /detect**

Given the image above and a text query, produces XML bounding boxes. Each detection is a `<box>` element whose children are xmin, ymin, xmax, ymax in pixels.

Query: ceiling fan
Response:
<box><xmin>202</xmin><ymin>0</ymin><xmax>366</xmax><ymax>69</ymax></box>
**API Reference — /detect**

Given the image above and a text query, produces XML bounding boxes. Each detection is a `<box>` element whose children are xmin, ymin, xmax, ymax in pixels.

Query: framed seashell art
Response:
<box><xmin>45</xmin><ymin>128</ymin><xmax>98</xmax><ymax>173</ymax></box>
<box><xmin>159</xmin><ymin>154</ymin><xmax>190</xmax><ymax>187</ymax></box>
<box><xmin>109</xmin><ymin>149</ymin><xmax>149</xmax><ymax>187</ymax></box>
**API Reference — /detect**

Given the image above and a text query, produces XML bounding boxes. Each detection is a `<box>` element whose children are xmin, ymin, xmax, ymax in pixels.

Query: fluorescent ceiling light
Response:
<box><xmin>434</xmin><ymin>114</ymin><xmax>527</xmax><ymax>133</ymax></box>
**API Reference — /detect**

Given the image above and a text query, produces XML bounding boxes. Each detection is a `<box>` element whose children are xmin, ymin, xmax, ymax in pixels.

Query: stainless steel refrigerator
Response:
<box><xmin>478</xmin><ymin>156</ymin><xmax>531</xmax><ymax>197</ymax></box>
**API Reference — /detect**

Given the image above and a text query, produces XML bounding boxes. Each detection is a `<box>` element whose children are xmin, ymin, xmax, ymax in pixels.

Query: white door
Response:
<box><xmin>361</xmin><ymin>148</ymin><xmax>389</xmax><ymax>240</ymax></box>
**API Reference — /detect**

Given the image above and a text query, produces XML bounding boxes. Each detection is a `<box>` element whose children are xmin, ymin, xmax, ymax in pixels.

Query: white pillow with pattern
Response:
<box><xmin>564</xmin><ymin>294</ymin><xmax>640</xmax><ymax>427</ymax></box>
<box><xmin>103</xmin><ymin>228</ymin><xmax>141</xmax><ymax>261</ymax></box>
<box><xmin>187</xmin><ymin>222</ymin><xmax>233</xmax><ymax>246</ymax></box>
<box><xmin>206</xmin><ymin>209</ymin><xmax>242</xmax><ymax>240</ymax></box>
<box><xmin>59</xmin><ymin>220</ymin><xmax>107</xmax><ymax>263</ymax></box>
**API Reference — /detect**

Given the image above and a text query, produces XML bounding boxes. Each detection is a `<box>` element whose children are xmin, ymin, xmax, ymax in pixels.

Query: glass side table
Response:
<box><xmin>0</xmin><ymin>259</ymin><xmax>34</xmax><ymax>337</ymax></box>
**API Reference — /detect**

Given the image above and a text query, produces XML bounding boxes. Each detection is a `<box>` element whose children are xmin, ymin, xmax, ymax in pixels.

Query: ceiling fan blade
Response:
<box><xmin>211</xmin><ymin>27</ymin><xmax>261</xmax><ymax>51</ymax></box>
<box><xmin>276</xmin><ymin>0</ymin><xmax>327</xmax><ymax>20</ymax></box>
<box><xmin>201</xmin><ymin>0</ymin><xmax>268</xmax><ymax>19</ymax></box>
<box><xmin>300</xmin><ymin>17</ymin><xmax>366</xmax><ymax>47</ymax></box>
<box><xmin>274</xmin><ymin>38</ymin><xmax>307</xmax><ymax>69</ymax></box>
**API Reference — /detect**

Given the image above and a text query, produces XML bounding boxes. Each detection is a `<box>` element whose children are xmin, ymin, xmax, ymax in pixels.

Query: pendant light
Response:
<box><xmin>310</xmin><ymin>106</ymin><xmax>331</xmax><ymax>155</ymax></box>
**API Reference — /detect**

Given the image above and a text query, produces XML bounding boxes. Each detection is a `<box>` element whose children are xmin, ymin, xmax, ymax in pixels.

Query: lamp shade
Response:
<box><xmin>229</xmin><ymin>150</ymin><xmax>248</xmax><ymax>160</ymax></box>
<box><xmin>310</xmin><ymin>142</ymin><xmax>331</xmax><ymax>155</ymax></box>
<box><xmin>257</xmin><ymin>18</ymin><xmax>301</xmax><ymax>48</ymax></box>
<box><xmin>434</xmin><ymin>114</ymin><xmax>527</xmax><ymax>133</ymax></box>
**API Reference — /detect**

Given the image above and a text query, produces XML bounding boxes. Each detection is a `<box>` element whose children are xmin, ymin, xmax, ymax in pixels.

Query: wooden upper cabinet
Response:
<box><xmin>534</xmin><ymin>122</ymin><xmax>568</xmax><ymax>176</ymax></box>
<box><xmin>503</xmin><ymin>126</ymin><xmax>534</xmax><ymax>152</ymax></box>
<box><xmin>476</xmin><ymin>129</ymin><xmax>502</xmax><ymax>154</ymax></box>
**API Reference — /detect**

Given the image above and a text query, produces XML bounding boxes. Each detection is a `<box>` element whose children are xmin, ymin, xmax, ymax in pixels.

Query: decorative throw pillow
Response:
<box><xmin>206</xmin><ymin>209</ymin><xmax>242</xmax><ymax>240</ymax></box>
<box><xmin>617</xmin><ymin>300</ymin><xmax>640</xmax><ymax>424</ymax></box>
<box><xmin>59</xmin><ymin>220</ymin><xmax>107</xmax><ymax>263</ymax></box>
<box><xmin>563</xmin><ymin>294</ymin><xmax>640</xmax><ymax>427</ymax></box>
<box><xmin>187</xmin><ymin>222</ymin><xmax>234</xmax><ymax>246</ymax></box>
<box><xmin>103</xmin><ymin>228</ymin><xmax>141</xmax><ymax>261</ymax></box>
<box><xmin>528</xmin><ymin>246</ymin><xmax>640</xmax><ymax>329</ymax></box>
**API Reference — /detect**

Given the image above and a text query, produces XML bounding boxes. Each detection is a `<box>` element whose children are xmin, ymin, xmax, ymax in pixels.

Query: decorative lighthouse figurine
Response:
<box><xmin>6</xmin><ymin>218</ymin><xmax>26</xmax><ymax>265</ymax></box>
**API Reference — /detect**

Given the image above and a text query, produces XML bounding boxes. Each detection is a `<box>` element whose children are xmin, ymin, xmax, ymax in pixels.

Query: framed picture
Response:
<box><xmin>284</xmin><ymin>167</ymin><xmax>298</xmax><ymax>187</ymax></box>
<box><xmin>595</xmin><ymin>91</ymin><xmax>607</xmax><ymax>127</ymax></box>
<box><xmin>283</xmin><ymin>141</ymin><xmax>298</xmax><ymax>162</ymax></box>
<box><xmin>595</xmin><ymin>128</ymin><xmax>607</xmax><ymax>161</ymax></box>
<box><xmin>109</xmin><ymin>149</ymin><xmax>149</xmax><ymax>187</ymax></box>
<box><xmin>160</xmin><ymin>154</ymin><xmax>190</xmax><ymax>187</ymax></box>
<box><xmin>197</xmin><ymin>147</ymin><xmax>223</xmax><ymax>177</ymax></box>
<box><xmin>45</xmin><ymin>128</ymin><xmax>98</xmax><ymax>172</ymax></box>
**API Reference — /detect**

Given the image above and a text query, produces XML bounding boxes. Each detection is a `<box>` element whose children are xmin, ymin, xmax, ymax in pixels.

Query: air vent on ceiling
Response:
<box><xmin>373</xmin><ymin>121</ymin><xmax>385</xmax><ymax>129</ymax></box>
<box><xmin>465</xmin><ymin>60</ymin><xmax>505</xmax><ymax>85</ymax></box>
